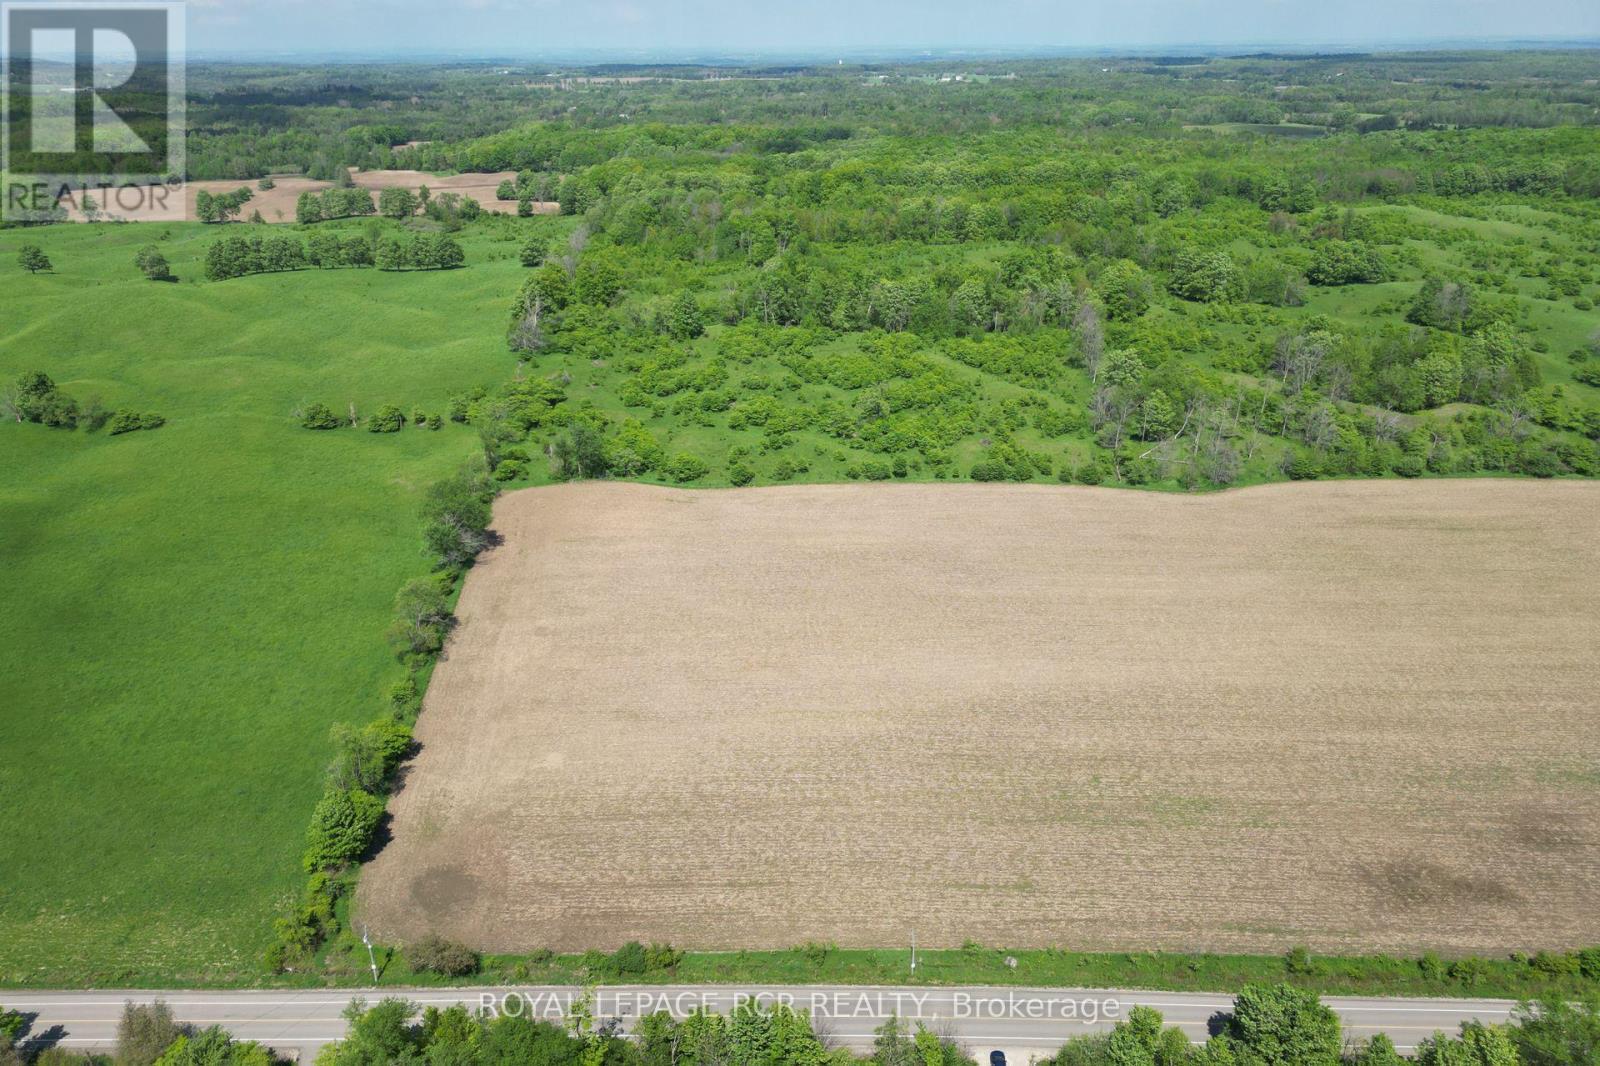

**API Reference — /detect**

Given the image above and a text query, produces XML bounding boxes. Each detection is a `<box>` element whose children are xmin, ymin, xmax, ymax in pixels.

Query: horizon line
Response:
<box><xmin>182</xmin><ymin>37</ymin><xmax>1600</xmax><ymax>64</ymax></box>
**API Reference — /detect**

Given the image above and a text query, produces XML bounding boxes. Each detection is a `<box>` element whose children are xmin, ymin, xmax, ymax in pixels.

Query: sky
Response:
<box><xmin>185</xmin><ymin>0</ymin><xmax>1600</xmax><ymax>57</ymax></box>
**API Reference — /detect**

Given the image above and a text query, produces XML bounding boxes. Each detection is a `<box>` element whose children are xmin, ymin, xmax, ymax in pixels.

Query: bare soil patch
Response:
<box><xmin>351</xmin><ymin>169</ymin><xmax>558</xmax><ymax>215</ymax></box>
<box><xmin>55</xmin><ymin>171</ymin><xmax>556</xmax><ymax>222</ymax></box>
<box><xmin>59</xmin><ymin>177</ymin><xmax>331</xmax><ymax>223</ymax></box>
<box><xmin>358</xmin><ymin>480</ymin><xmax>1600</xmax><ymax>955</ymax></box>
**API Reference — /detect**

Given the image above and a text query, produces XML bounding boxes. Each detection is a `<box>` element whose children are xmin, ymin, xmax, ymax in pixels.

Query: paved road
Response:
<box><xmin>2</xmin><ymin>985</ymin><xmax>1518</xmax><ymax>1062</ymax></box>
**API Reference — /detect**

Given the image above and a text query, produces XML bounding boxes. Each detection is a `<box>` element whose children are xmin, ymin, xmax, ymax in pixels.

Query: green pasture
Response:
<box><xmin>0</xmin><ymin>219</ymin><xmax>530</xmax><ymax>983</ymax></box>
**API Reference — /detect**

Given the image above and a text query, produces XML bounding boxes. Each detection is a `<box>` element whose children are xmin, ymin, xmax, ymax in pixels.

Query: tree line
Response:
<box><xmin>203</xmin><ymin>232</ymin><xmax>464</xmax><ymax>280</ymax></box>
<box><xmin>268</xmin><ymin>459</ymin><xmax>495</xmax><ymax>973</ymax></box>
<box><xmin>2</xmin><ymin>371</ymin><xmax>164</xmax><ymax>436</ymax></box>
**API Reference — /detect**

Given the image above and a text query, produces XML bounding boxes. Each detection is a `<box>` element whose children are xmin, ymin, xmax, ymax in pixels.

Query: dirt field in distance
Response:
<box><xmin>56</xmin><ymin>171</ymin><xmax>556</xmax><ymax>221</ymax></box>
<box><xmin>358</xmin><ymin>480</ymin><xmax>1600</xmax><ymax>956</ymax></box>
<box><xmin>350</xmin><ymin>169</ymin><xmax>558</xmax><ymax>215</ymax></box>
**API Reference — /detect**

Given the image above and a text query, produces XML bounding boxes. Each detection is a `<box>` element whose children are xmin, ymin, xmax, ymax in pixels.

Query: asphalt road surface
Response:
<box><xmin>3</xmin><ymin>985</ymin><xmax>1519</xmax><ymax>1062</ymax></box>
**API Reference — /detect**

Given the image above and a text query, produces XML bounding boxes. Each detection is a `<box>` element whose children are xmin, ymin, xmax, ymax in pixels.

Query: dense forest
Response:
<box><xmin>171</xmin><ymin>52</ymin><xmax>1600</xmax><ymax>181</ymax></box>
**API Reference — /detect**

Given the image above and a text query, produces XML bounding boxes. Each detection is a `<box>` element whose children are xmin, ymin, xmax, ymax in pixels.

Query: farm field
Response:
<box><xmin>0</xmin><ymin>221</ymin><xmax>526</xmax><ymax>983</ymax></box>
<box><xmin>359</xmin><ymin>479</ymin><xmax>1600</xmax><ymax>957</ymax></box>
<box><xmin>56</xmin><ymin>170</ymin><xmax>551</xmax><ymax>222</ymax></box>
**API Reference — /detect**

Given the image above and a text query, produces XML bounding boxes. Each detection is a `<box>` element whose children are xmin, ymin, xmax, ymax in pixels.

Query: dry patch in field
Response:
<box><xmin>358</xmin><ymin>480</ymin><xmax>1600</xmax><ymax>955</ymax></box>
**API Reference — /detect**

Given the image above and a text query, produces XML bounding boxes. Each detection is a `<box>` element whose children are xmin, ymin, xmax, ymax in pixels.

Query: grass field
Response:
<box><xmin>358</xmin><ymin>479</ymin><xmax>1600</xmax><ymax>958</ymax></box>
<box><xmin>0</xmin><ymin>219</ymin><xmax>538</xmax><ymax>983</ymax></box>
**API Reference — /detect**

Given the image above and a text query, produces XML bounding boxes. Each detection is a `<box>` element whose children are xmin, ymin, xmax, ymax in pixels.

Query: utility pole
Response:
<box><xmin>910</xmin><ymin>931</ymin><xmax>917</xmax><ymax>973</ymax></box>
<box><xmin>360</xmin><ymin>924</ymin><xmax>379</xmax><ymax>985</ymax></box>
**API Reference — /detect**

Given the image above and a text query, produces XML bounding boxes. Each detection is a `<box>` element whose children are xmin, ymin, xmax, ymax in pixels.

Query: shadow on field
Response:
<box><xmin>385</xmin><ymin>743</ymin><xmax>424</xmax><ymax>799</ymax></box>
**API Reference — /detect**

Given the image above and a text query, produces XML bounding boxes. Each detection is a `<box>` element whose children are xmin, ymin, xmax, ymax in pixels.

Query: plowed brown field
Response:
<box><xmin>357</xmin><ymin>480</ymin><xmax>1600</xmax><ymax>955</ymax></box>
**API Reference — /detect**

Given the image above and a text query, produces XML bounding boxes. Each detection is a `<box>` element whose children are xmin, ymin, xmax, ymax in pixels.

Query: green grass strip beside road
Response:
<box><xmin>292</xmin><ymin>929</ymin><xmax>1600</xmax><ymax>1001</ymax></box>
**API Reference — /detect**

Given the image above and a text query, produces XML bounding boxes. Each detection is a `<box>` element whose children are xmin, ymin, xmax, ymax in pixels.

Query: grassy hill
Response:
<box><xmin>0</xmin><ymin>219</ymin><xmax>529</xmax><ymax>983</ymax></box>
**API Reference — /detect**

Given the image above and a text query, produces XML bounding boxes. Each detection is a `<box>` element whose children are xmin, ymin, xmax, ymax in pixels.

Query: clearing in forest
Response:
<box><xmin>358</xmin><ymin>480</ymin><xmax>1600</xmax><ymax>956</ymax></box>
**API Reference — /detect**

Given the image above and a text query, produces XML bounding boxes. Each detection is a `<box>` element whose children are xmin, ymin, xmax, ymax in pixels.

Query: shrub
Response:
<box><xmin>1392</xmin><ymin>454</ymin><xmax>1426</xmax><ymax>478</ymax></box>
<box><xmin>972</xmin><ymin>440</ymin><xmax>1046</xmax><ymax>482</ymax></box>
<box><xmin>154</xmin><ymin>1027</ymin><xmax>276</xmax><ymax>1066</ymax></box>
<box><xmin>17</xmin><ymin>245</ymin><xmax>51</xmax><ymax>274</ymax></box>
<box><xmin>388</xmin><ymin>676</ymin><xmax>421</xmax><ymax>715</ymax></box>
<box><xmin>1353</xmin><ymin>1034</ymin><xmax>1406</xmax><ymax>1065</ymax></box>
<box><xmin>1169</xmin><ymin>250</ymin><xmax>1240</xmax><ymax>303</ymax></box>
<box><xmin>302</xmin><ymin>787</ymin><xmax>384</xmax><ymax>871</ymax></box>
<box><xmin>1530</xmin><ymin>950</ymin><xmax>1579</xmax><ymax>977</ymax></box>
<box><xmin>1447</xmin><ymin>957</ymin><xmax>1491</xmax><ymax>986</ymax></box>
<box><xmin>421</xmin><ymin>462</ymin><xmax>495</xmax><ymax>569</ymax></box>
<box><xmin>107</xmin><ymin>410</ymin><xmax>165</xmax><ymax>435</ymax></box>
<box><xmin>116</xmin><ymin>1001</ymin><xmax>181</xmax><ymax>1066</ymax></box>
<box><xmin>1518</xmin><ymin>444</ymin><xmax>1562</xmax><ymax>478</ymax></box>
<box><xmin>1096</xmin><ymin>259</ymin><xmax>1153</xmax><ymax>320</ymax></box>
<box><xmin>728</xmin><ymin>462</ymin><xmax>755</xmax><ymax>486</ymax></box>
<box><xmin>367</xmin><ymin>405</ymin><xmax>405</xmax><ymax>433</ymax></box>
<box><xmin>609</xmin><ymin>940</ymin><xmax>648</xmax><ymax>976</ymax></box>
<box><xmin>1286</xmin><ymin>453</ymin><xmax>1322</xmax><ymax>480</ymax></box>
<box><xmin>1578</xmin><ymin>946</ymin><xmax>1600</xmax><ymax>982</ymax></box>
<box><xmin>407</xmin><ymin>935</ymin><xmax>481</xmax><ymax>977</ymax></box>
<box><xmin>385</xmin><ymin>577</ymin><xmax>454</xmax><ymax>659</ymax></box>
<box><xmin>265</xmin><ymin>872</ymin><xmax>342</xmax><ymax>973</ymax></box>
<box><xmin>666</xmin><ymin>291</ymin><xmax>705</xmax><ymax>340</ymax></box>
<box><xmin>0</xmin><ymin>1009</ymin><xmax>23</xmax><ymax>1049</ymax></box>
<box><xmin>300</xmin><ymin>402</ymin><xmax>341</xmax><ymax>430</ymax></box>
<box><xmin>1285</xmin><ymin>945</ymin><xmax>1314</xmax><ymax>975</ymax></box>
<box><xmin>1307</xmin><ymin>240</ymin><xmax>1388</xmax><ymax>286</ymax></box>
<box><xmin>1120</xmin><ymin>456</ymin><xmax>1157</xmax><ymax>485</ymax></box>
<box><xmin>493</xmin><ymin>459</ymin><xmax>526</xmax><ymax>482</ymax></box>
<box><xmin>665</xmin><ymin>453</ymin><xmax>709</xmax><ymax>482</ymax></box>
<box><xmin>553</xmin><ymin>424</ymin><xmax>608</xmax><ymax>480</ymax></box>
<box><xmin>134</xmin><ymin>245</ymin><xmax>172</xmax><ymax>281</ymax></box>
<box><xmin>327</xmin><ymin>718</ymin><xmax>413</xmax><ymax>793</ymax></box>
<box><xmin>644</xmin><ymin>943</ymin><xmax>684</xmax><ymax>971</ymax></box>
